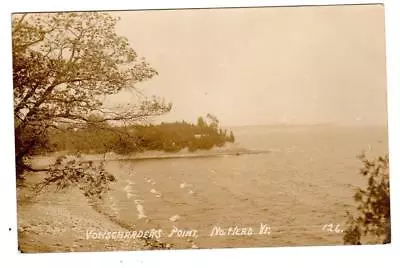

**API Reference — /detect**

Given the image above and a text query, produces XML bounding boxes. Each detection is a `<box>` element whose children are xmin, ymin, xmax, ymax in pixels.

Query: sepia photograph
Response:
<box><xmin>12</xmin><ymin>4</ymin><xmax>390</xmax><ymax>253</ymax></box>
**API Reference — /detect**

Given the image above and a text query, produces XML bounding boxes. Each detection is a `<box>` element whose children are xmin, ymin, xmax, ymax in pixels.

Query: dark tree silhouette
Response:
<box><xmin>12</xmin><ymin>12</ymin><xmax>171</xmax><ymax>179</ymax></box>
<box><xmin>343</xmin><ymin>153</ymin><xmax>390</xmax><ymax>245</ymax></box>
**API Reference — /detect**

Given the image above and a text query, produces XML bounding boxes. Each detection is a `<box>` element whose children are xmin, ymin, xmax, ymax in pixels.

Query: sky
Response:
<box><xmin>107</xmin><ymin>5</ymin><xmax>387</xmax><ymax>127</ymax></box>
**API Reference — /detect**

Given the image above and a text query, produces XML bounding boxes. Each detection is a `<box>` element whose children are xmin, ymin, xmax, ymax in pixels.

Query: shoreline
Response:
<box><xmin>29</xmin><ymin>143</ymin><xmax>267</xmax><ymax>168</ymax></box>
<box><xmin>102</xmin><ymin>148</ymin><xmax>270</xmax><ymax>161</ymax></box>
<box><xmin>17</xmin><ymin>171</ymin><xmax>167</xmax><ymax>252</ymax></box>
<box><xmin>17</xmin><ymin>143</ymin><xmax>267</xmax><ymax>252</ymax></box>
<box><xmin>17</xmin><ymin>185</ymin><xmax>148</xmax><ymax>252</ymax></box>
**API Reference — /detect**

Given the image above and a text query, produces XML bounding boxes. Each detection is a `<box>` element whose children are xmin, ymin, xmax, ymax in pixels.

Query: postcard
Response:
<box><xmin>12</xmin><ymin>4</ymin><xmax>390</xmax><ymax>253</ymax></box>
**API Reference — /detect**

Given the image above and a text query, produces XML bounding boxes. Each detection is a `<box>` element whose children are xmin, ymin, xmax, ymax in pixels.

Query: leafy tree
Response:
<box><xmin>12</xmin><ymin>12</ymin><xmax>171</xmax><ymax>179</ymax></box>
<box><xmin>228</xmin><ymin>130</ymin><xmax>235</xmax><ymax>143</ymax></box>
<box><xmin>343</xmin><ymin>153</ymin><xmax>390</xmax><ymax>245</ymax></box>
<box><xmin>206</xmin><ymin>113</ymin><xmax>219</xmax><ymax>130</ymax></box>
<box><xmin>197</xmin><ymin>116</ymin><xmax>206</xmax><ymax>129</ymax></box>
<box><xmin>34</xmin><ymin>155</ymin><xmax>116</xmax><ymax>200</ymax></box>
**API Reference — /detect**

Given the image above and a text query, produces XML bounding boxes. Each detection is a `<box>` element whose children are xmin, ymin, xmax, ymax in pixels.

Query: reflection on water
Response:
<box><xmin>103</xmin><ymin>125</ymin><xmax>388</xmax><ymax>249</ymax></box>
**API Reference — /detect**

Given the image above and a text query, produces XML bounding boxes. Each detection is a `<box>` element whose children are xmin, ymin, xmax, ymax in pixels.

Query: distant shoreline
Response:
<box><xmin>29</xmin><ymin>144</ymin><xmax>267</xmax><ymax>168</ymax></box>
<box><xmin>107</xmin><ymin>149</ymin><xmax>270</xmax><ymax>161</ymax></box>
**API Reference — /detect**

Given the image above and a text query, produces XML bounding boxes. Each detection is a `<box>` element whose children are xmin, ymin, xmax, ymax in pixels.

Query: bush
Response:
<box><xmin>343</xmin><ymin>153</ymin><xmax>390</xmax><ymax>245</ymax></box>
<box><xmin>34</xmin><ymin>156</ymin><xmax>116</xmax><ymax>200</ymax></box>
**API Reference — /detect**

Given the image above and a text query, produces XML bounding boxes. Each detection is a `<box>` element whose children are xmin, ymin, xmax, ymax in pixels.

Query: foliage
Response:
<box><xmin>12</xmin><ymin>12</ymin><xmax>171</xmax><ymax>180</ymax></box>
<box><xmin>34</xmin><ymin>156</ymin><xmax>116</xmax><ymax>200</ymax></box>
<box><xmin>227</xmin><ymin>130</ymin><xmax>235</xmax><ymax>143</ymax></box>
<box><xmin>45</xmin><ymin>114</ymin><xmax>235</xmax><ymax>154</ymax></box>
<box><xmin>343</xmin><ymin>153</ymin><xmax>390</xmax><ymax>245</ymax></box>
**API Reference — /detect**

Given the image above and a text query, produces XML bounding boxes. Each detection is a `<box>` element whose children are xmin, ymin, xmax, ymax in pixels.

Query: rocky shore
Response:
<box><xmin>17</xmin><ymin>143</ymin><xmax>262</xmax><ymax>252</ymax></box>
<box><xmin>17</xmin><ymin>172</ymin><xmax>150</xmax><ymax>253</ymax></box>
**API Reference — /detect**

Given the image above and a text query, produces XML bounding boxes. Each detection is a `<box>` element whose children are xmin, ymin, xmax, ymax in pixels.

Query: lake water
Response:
<box><xmin>102</xmin><ymin>125</ymin><xmax>389</xmax><ymax>249</ymax></box>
